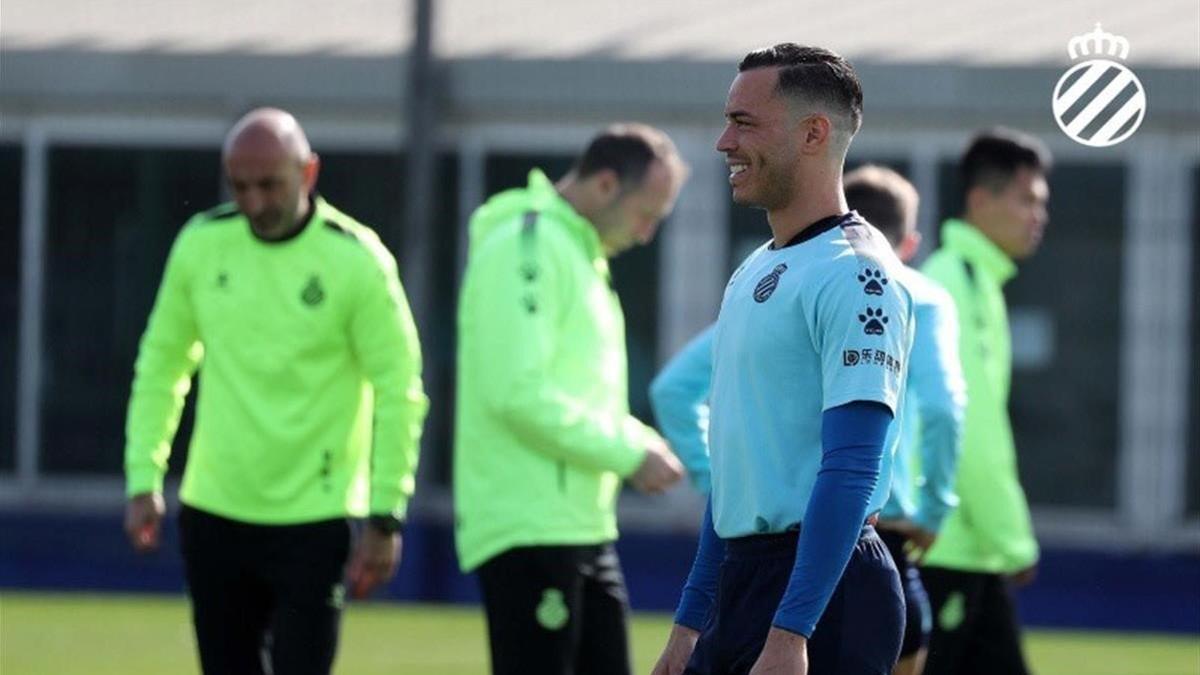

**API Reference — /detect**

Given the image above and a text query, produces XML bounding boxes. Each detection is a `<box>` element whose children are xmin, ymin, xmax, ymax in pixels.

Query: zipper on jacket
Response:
<box><xmin>961</xmin><ymin>259</ymin><xmax>990</xmax><ymax>360</ymax></box>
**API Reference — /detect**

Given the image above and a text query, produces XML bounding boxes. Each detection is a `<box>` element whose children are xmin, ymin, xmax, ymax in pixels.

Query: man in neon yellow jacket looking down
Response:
<box><xmin>455</xmin><ymin>124</ymin><xmax>688</xmax><ymax>675</ymax></box>
<box><xmin>123</xmin><ymin>108</ymin><xmax>428</xmax><ymax>675</ymax></box>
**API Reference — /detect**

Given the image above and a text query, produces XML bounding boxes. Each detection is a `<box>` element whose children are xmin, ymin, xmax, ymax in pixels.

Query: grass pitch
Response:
<box><xmin>1</xmin><ymin>592</ymin><xmax>1197</xmax><ymax>674</ymax></box>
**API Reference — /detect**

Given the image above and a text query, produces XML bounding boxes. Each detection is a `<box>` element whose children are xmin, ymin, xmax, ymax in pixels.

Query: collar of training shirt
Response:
<box><xmin>769</xmin><ymin>211</ymin><xmax>858</xmax><ymax>250</ymax></box>
<box><xmin>525</xmin><ymin>168</ymin><xmax>609</xmax><ymax>280</ymax></box>
<box><xmin>941</xmin><ymin>218</ymin><xmax>1017</xmax><ymax>284</ymax></box>
<box><xmin>248</xmin><ymin>193</ymin><xmax>321</xmax><ymax>246</ymax></box>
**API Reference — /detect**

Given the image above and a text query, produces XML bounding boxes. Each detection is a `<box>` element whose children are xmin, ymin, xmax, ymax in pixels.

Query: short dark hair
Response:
<box><xmin>738</xmin><ymin>43</ymin><xmax>863</xmax><ymax>137</ymax></box>
<box><xmin>960</xmin><ymin>127</ymin><xmax>1052</xmax><ymax>198</ymax></box>
<box><xmin>573</xmin><ymin>123</ymin><xmax>684</xmax><ymax>193</ymax></box>
<box><xmin>845</xmin><ymin>165</ymin><xmax>919</xmax><ymax>248</ymax></box>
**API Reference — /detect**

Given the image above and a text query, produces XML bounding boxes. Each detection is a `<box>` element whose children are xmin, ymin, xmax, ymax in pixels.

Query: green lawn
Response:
<box><xmin>1</xmin><ymin>592</ymin><xmax>1196</xmax><ymax>674</ymax></box>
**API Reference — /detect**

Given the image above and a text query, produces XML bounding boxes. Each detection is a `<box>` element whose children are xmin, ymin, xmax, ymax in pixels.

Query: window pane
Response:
<box><xmin>936</xmin><ymin>161</ymin><xmax>1124</xmax><ymax>508</ymax></box>
<box><xmin>613</xmin><ymin>234</ymin><xmax>660</xmax><ymax>426</ymax></box>
<box><xmin>484</xmin><ymin>154</ymin><xmax>661</xmax><ymax>427</ymax></box>
<box><xmin>0</xmin><ymin>144</ymin><xmax>21</xmax><ymax>472</ymax></box>
<box><xmin>728</xmin><ymin>202</ymin><xmax>768</xmax><ymax>275</ymax></box>
<box><xmin>1188</xmin><ymin>166</ymin><xmax>1200</xmax><ymax>516</ymax></box>
<box><xmin>319</xmin><ymin>151</ymin><xmax>460</xmax><ymax>486</ymax></box>
<box><xmin>42</xmin><ymin>146</ymin><xmax>219</xmax><ymax>474</ymax></box>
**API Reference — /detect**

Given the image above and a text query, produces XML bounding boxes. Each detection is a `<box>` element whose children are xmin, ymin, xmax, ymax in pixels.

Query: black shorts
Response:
<box><xmin>477</xmin><ymin>543</ymin><xmax>631</xmax><ymax>675</ymax></box>
<box><xmin>178</xmin><ymin>504</ymin><xmax>352</xmax><ymax>675</ymax></box>
<box><xmin>920</xmin><ymin>566</ymin><xmax>1031</xmax><ymax>675</ymax></box>
<box><xmin>878</xmin><ymin>527</ymin><xmax>932</xmax><ymax>657</ymax></box>
<box><xmin>685</xmin><ymin>525</ymin><xmax>904</xmax><ymax>675</ymax></box>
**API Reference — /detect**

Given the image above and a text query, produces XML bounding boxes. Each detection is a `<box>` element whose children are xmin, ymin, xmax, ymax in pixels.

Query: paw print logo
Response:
<box><xmin>519</xmin><ymin>262</ymin><xmax>539</xmax><ymax>282</ymax></box>
<box><xmin>857</xmin><ymin>268</ymin><xmax>888</xmax><ymax>296</ymax></box>
<box><xmin>858</xmin><ymin>307</ymin><xmax>889</xmax><ymax>335</ymax></box>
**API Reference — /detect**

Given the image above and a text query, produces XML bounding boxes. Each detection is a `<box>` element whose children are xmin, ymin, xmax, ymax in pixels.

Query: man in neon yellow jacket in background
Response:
<box><xmin>454</xmin><ymin>124</ymin><xmax>688</xmax><ymax>675</ymax></box>
<box><xmin>920</xmin><ymin>127</ymin><xmax>1052</xmax><ymax>675</ymax></box>
<box><xmin>123</xmin><ymin>108</ymin><xmax>428</xmax><ymax>675</ymax></box>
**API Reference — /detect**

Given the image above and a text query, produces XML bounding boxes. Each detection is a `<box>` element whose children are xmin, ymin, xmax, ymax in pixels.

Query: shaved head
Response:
<box><xmin>223</xmin><ymin>107</ymin><xmax>320</xmax><ymax>239</ymax></box>
<box><xmin>223</xmin><ymin>107</ymin><xmax>312</xmax><ymax>164</ymax></box>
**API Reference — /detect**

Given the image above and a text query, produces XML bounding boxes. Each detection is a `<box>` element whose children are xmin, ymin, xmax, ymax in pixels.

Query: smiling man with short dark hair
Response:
<box><xmin>653</xmin><ymin>44</ymin><xmax>915</xmax><ymax>675</ymax></box>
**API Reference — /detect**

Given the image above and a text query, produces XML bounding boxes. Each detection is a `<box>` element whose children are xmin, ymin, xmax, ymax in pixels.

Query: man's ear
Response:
<box><xmin>302</xmin><ymin>153</ymin><xmax>321</xmax><ymax>192</ymax></box>
<box><xmin>965</xmin><ymin>184</ymin><xmax>991</xmax><ymax>217</ymax></box>
<box><xmin>798</xmin><ymin>114</ymin><xmax>833</xmax><ymax>156</ymax></box>
<box><xmin>899</xmin><ymin>230</ymin><xmax>922</xmax><ymax>263</ymax></box>
<box><xmin>592</xmin><ymin>168</ymin><xmax>622</xmax><ymax>204</ymax></box>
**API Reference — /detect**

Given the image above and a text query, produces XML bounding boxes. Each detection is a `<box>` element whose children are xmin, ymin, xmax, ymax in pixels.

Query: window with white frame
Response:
<box><xmin>0</xmin><ymin>143</ymin><xmax>21</xmax><ymax>473</ymax></box>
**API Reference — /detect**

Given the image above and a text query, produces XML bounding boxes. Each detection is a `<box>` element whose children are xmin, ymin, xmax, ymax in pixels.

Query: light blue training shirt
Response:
<box><xmin>649</xmin><ymin>324</ymin><xmax>716</xmax><ymax>493</ymax></box>
<box><xmin>879</xmin><ymin>264</ymin><xmax>966</xmax><ymax>531</ymax></box>
<box><xmin>708</xmin><ymin>212</ymin><xmax>914</xmax><ymax>538</ymax></box>
<box><xmin>653</xmin><ymin>265</ymin><xmax>962</xmax><ymax>532</ymax></box>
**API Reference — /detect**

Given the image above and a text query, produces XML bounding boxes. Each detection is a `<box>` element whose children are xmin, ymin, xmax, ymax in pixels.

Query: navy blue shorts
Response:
<box><xmin>878</xmin><ymin>527</ymin><xmax>932</xmax><ymax>657</ymax></box>
<box><xmin>685</xmin><ymin>525</ymin><xmax>904</xmax><ymax>675</ymax></box>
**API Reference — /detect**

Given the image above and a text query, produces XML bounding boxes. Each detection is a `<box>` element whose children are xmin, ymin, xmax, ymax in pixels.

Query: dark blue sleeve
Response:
<box><xmin>673</xmin><ymin>499</ymin><xmax>724</xmax><ymax>630</ymax></box>
<box><xmin>772</xmin><ymin>401</ymin><xmax>892</xmax><ymax>637</ymax></box>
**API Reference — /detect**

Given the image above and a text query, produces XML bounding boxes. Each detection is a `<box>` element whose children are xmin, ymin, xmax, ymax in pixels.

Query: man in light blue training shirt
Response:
<box><xmin>649</xmin><ymin>324</ymin><xmax>716</xmax><ymax>494</ymax></box>
<box><xmin>652</xmin><ymin>44</ymin><xmax>915</xmax><ymax>675</ymax></box>
<box><xmin>651</xmin><ymin>165</ymin><xmax>964</xmax><ymax>675</ymax></box>
<box><xmin>847</xmin><ymin>166</ymin><xmax>965</xmax><ymax>675</ymax></box>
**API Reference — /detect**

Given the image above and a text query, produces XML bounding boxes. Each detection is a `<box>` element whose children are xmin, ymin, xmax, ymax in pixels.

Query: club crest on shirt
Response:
<box><xmin>753</xmin><ymin>263</ymin><xmax>788</xmax><ymax>303</ymax></box>
<box><xmin>301</xmin><ymin>275</ymin><xmax>325</xmax><ymax>307</ymax></box>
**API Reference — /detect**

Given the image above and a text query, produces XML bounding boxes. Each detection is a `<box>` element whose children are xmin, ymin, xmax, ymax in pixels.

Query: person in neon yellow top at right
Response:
<box><xmin>920</xmin><ymin>127</ymin><xmax>1052</xmax><ymax>675</ymax></box>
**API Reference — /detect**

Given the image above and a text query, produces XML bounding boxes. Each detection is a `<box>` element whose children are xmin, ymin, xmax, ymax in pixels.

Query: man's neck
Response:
<box><xmin>959</xmin><ymin>213</ymin><xmax>1009</xmax><ymax>256</ymax></box>
<box><xmin>766</xmin><ymin>180</ymin><xmax>848</xmax><ymax>247</ymax></box>
<box><xmin>556</xmin><ymin>176</ymin><xmax>613</xmax><ymax>255</ymax></box>
<box><xmin>555</xmin><ymin>178</ymin><xmax>585</xmax><ymax>217</ymax></box>
<box><xmin>253</xmin><ymin>197</ymin><xmax>313</xmax><ymax>241</ymax></box>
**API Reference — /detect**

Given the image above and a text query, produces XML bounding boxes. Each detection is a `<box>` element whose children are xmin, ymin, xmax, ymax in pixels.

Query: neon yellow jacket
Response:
<box><xmin>921</xmin><ymin>219</ymin><xmax>1038</xmax><ymax>573</ymax></box>
<box><xmin>124</xmin><ymin>198</ymin><xmax>428</xmax><ymax>524</ymax></box>
<box><xmin>454</xmin><ymin>169</ymin><xmax>655</xmax><ymax>572</ymax></box>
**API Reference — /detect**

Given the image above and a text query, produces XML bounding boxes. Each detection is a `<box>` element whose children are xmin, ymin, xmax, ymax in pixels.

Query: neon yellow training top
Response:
<box><xmin>124</xmin><ymin>197</ymin><xmax>428</xmax><ymax>525</ymax></box>
<box><xmin>921</xmin><ymin>219</ymin><xmax>1038</xmax><ymax>573</ymax></box>
<box><xmin>453</xmin><ymin>169</ymin><xmax>657</xmax><ymax>572</ymax></box>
